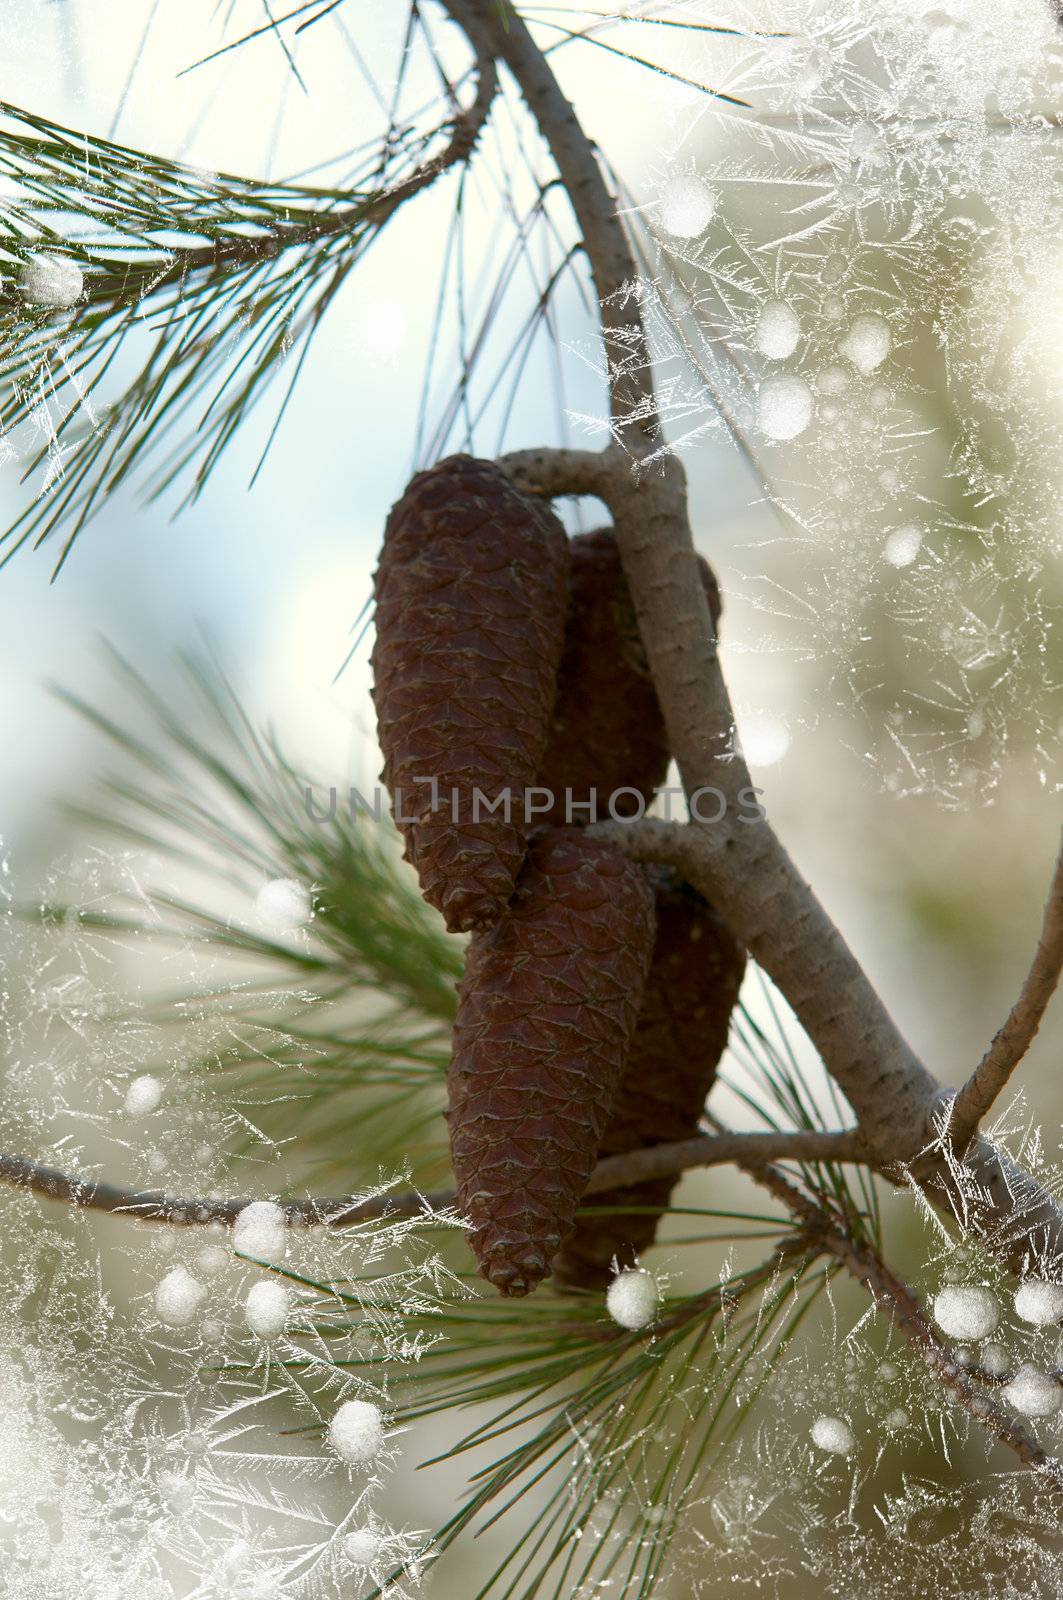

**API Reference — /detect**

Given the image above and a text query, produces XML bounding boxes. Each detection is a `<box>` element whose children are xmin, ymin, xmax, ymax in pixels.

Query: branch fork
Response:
<box><xmin>5</xmin><ymin>0</ymin><xmax>1063</xmax><ymax>1494</ymax></box>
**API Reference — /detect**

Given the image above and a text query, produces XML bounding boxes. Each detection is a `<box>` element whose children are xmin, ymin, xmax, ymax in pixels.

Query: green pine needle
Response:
<box><xmin>0</xmin><ymin>94</ymin><xmax>459</xmax><ymax>572</ymax></box>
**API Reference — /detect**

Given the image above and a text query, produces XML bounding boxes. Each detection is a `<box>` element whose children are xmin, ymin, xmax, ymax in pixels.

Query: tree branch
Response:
<box><xmin>949</xmin><ymin>829</ymin><xmax>1063</xmax><ymax>1148</ymax></box>
<box><xmin>733</xmin><ymin>1148</ymin><xmax>1063</xmax><ymax>1481</ymax></box>
<box><xmin>81</xmin><ymin>51</ymin><xmax>496</xmax><ymax>301</ymax></box>
<box><xmin>587</xmin><ymin>1127</ymin><xmax>865</xmax><ymax>1189</ymax></box>
<box><xmin>0</xmin><ymin>1128</ymin><xmax>863</xmax><ymax>1229</ymax></box>
<box><xmin>592</xmin><ymin>816</ymin><xmax>1063</xmax><ymax>1274</ymax></box>
<box><xmin>440</xmin><ymin>1</ymin><xmax>653</xmax><ymax>442</ymax></box>
<box><xmin>0</xmin><ymin>1152</ymin><xmax>452</xmax><ymax>1227</ymax></box>
<box><xmin>587</xmin><ymin>815</ymin><xmax>940</xmax><ymax>1162</ymax></box>
<box><xmin>436</xmin><ymin>2</ymin><xmax>1063</xmax><ymax>1280</ymax></box>
<box><xmin>498</xmin><ymin>445</ymin><xmax>616</xmax><ymax>500</ymax></box>
<box><xmin>827</xmin><ymin>1217</ymin><xmax>1061</xmax><ymax>1480</ymax></box>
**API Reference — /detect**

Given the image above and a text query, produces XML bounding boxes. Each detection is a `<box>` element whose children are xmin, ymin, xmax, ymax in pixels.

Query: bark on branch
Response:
<box><xmin>736</xmin><ymin>1150</ymin><xmax>1062</xmax><ymax>1479</ymax></box>
<box><xmin>437</xmin><ymin>0</ymin><xmax>1063</xmax><ymax>1283</ymax></box>
<box><xmin>827</xmin><ymin>1218</ymin><xmax>1061</xmax><ymax>1479</ymax></box>
<box><xmin>0</xmin><ymin>1128</ymin><xmax>863</xmax><ymax>1228</ymax></box>
<box><xmin>949</xmin><ymin>829</ymin><xmax>1063</xmax><ymax>1148</ymax></box>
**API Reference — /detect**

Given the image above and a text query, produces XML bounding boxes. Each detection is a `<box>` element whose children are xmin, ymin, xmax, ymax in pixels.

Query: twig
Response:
<box><xmin>0</xmin><ymin>1128</ymin><xmax>863</xmax><ymax>1229</ymax></box>
<box><xmin>736</xmin><ymin>1151</ymin><xmax>1063</xmax><ymax>1482</ymax></box>
<box><xmin>950</xmin><ymin>830</ymin><xmax>1063</xmax><ymax>1148</ymax></box>
<box><xmin>0</xmin><ymin>1152</ymin><xmax>451</xmax><ymax>1227</ymax></box>
<box><xmin>587</xmin><ymin>1127</ymin><xmax>864</xmax><ymax>1189</ymax></box>
<box><xmin>498</xmin><ymin>445</ymin><xmax>617</xmax><ymax>499</ymax></box>
<box><xmin>827</xmin><ymin>1221</ymin><xmax>1062</xmax><ymax>1481</ymax></box>
<box><xmin>72</xmin><ymin>52</ymin><xmax>496</xmax><ymax>302</ymax></box>
<box><xmin>441</xmin><ymin>1</ymin><xmax>653</xmax><ymax>441</ymax></box>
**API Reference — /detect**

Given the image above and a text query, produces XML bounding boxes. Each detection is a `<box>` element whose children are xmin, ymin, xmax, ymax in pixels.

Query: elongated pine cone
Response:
<box><xmin>448</xmin><ymin>827</ymin><xmax>656</xmax><ymax>1295</ymax></box>
<box><xmin>536</xmin><ymin>529</ymin><xmax>722</xmax><ymax>824</ymax></box>
<box><xmin>552</xmin><ymin>870</ymin><xmax>746</xmax><ymax>1290</ymax></box>
<box><xmin>372</xmin><ymin>454</ymin><xmax>569</xmax><ymax>933</ymax></box>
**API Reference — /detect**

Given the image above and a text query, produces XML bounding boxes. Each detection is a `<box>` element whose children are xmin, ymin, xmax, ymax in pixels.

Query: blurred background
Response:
<box><xmin>0</xmin><ymin>1</ymin><xmax>1061</xmax><ymax>1595</ymax></box>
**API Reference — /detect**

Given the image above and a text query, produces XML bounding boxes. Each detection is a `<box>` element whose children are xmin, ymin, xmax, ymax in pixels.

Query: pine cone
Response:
<box><xmin>372</xmin><ymin>455</ymin><xmax>569</xmax><ymax>933</ymax></box>
<box><xmin>448</xmin><ymin>827</ymin><xmax>656</xmax><ymax>1296</ymax></box>
<box><xmin>552</xmin><ymin>870</ymin><xmax>746</xmax><ymax>1290</ymax></box>
<box><xmin>536</xmin><ymin>529</ymin><xmax>722</xmax><ymax>825</ymax></box>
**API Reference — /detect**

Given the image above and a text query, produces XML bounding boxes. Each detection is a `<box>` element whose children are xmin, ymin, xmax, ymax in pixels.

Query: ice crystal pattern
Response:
<box><xmin>626</xmin><ymin>0</ymin><xmax>1063</xmax><ymax>806</ymax></box>
<box><xmin>0</xmin><ymin>856</ymin><xmax>456</xmax><ymax>1600</ymax></box>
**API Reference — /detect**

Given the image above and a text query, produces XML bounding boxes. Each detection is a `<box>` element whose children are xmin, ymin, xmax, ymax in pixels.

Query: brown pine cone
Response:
<box><xmin>372</xmin><ymin>455</ymin><xmax>569</xmax><ymax>933</ymax></box>
<box><xmin>536</xmin><ymin>529</ymin><xmax>722</xmax><ymax>825</ymax></box>
<box><xmin>448</xmin><ymin>827</ymin><xmax>656</xmax><ymax>1296</ymax></box>
<box><xmin>552</xmin><ymin>870</ymin><xmax>746</xmax><ymax>1290</ymax></box>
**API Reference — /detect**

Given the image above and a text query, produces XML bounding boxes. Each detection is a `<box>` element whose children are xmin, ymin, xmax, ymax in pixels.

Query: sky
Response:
<box><xmin>0</xmin><ymin>1</ymin><xmax>774</xmax><ymax>866</ymax></box>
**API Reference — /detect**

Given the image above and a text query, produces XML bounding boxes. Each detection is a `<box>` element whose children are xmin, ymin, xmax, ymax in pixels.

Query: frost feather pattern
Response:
<box><xmin>372</xmin><ymin>454</ymin><xmax>569</xmax><ymax>932</ymax></box>
<box><xmin>553</xmin><ymin>871</ymin><xmax>746</xmax><ymax>1289</ymax></box>
<box><xmin>536</xmin><ymin>528</ymin><xmax>722</xmax><ymax>825</ymax></box>
<box><xmin>448</xmin><ymin>828</ymin><xmax>656</xmax><ymax>1296</ymax></box>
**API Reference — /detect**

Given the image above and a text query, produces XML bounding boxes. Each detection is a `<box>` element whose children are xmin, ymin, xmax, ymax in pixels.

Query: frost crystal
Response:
<box><xmin>838</xmin><ymin>313</ymin><xmax>892</xmax><ymax>375</ymax></box>
<box><xmin>1013</xmin><ymin>1279</ymin><xmax>1063</xmax><ymax>1328</ymax></box>
<box><xmin>605</xmin><ymin>1267</ymin><xmax>659</xmax><ymax>1329</ymax></box>
<box><xmin>244</xmin><ymin>1278</ymin><xmax>292</xmax><ymax>1339</ymax></box>
<box><xmin>982</xmin><ymin>1341</ymin><xmax>1011</xmax><ymax>1377</ymax></box>
<box><xmin>756</xmin><ymin>375</ymin><xmax>813</xmax><ymax>441</ymax></box>
<box><xmin>18</xmin><ymin>251</ymin><xmax>84</xmax><ymax>309</ymax></box>
<box><xmin>329</xmin><ymin>1399</ymin><xmax>387</xmax><ymax>1465</ymax></box>
<box><xmin>740</xmin><ymin>715</ymin><xmax>790</xmax><ymax>768</ymax></box>
<box><xmin>254</xmin><ymin>876</ymin><xmax>313</xmax><ymax>932</ymax></box>
<box><xmin>883</xmin><ymin>525</ymin><xmax>923</xmax><ymax>568</ymax></box>
<box><xmin>1002</xmin><ymin>1363</ymin><xmax>1063</xmax><ymax>1419</ymax></box>
<box><xmin>657</xmin><ymin>175</ymin><xmax>717</xmax><ymax>238</ymax></box>
<box><xmin>754</xmin><ymin>300</ymin><xmax>801</xmax><ymax>360</ymax></box>
<box><xmin>931</xmin><ymin>1284</ymin><xmax>999</xmax><ymax>1340</ymax></box>
<box><xmin>233</xmin><ymin>1199</ymin><xmax>288</xmax><ymax>1264</ymax></box>
<box><xmin>158</xmin><ymin>1468</ymin><xmax>196</xmax><ymax>1513</ymax></box>
<box><xmin>195</xmin><ymin>1241</ymin><xmax>230</xmax><ymax>1275</ymax></box>
<box><xmin>810</xmin><ymin>1415</ymin><xmax>855</xmax><ymax>1455</ymax></box>
<box><xmin>343</xmin><ymin>1528</ymin><xmax>385</xmax><ymax>1567</ymax></box>
<box><xmin>155</xmin><ymin>1266</ymin><xmax>207</xmax><ymax>1328</ymax></box>
<box><xmin>124</xmin><ymin>1073</ymin><xmax>163</xmax><ymax>1115</ymax></box>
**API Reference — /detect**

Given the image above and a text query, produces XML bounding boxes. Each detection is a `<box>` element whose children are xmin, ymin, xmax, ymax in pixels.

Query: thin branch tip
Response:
<box><xmin>951</xmin><ymin>830</ymin><xmax>1063</xmax><ymax>1147</ymax></box>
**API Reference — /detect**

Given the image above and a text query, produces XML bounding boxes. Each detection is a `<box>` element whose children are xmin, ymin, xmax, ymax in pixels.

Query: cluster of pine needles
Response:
<box><xmin>28</xmin><ymin>653</ymin><xmax>880</xmax><ymax>1598</ymax></box>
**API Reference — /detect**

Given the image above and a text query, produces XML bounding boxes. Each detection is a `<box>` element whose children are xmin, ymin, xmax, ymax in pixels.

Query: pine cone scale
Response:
<box><xmin>552</xmin><ymin>870</ymin><xmax>746</xmax><ymax>1290</ymax></box>
<box><xmin>372</xmin><ymin>453</ymin><xmax>569</xmax><ymax>932</ymax></box>
<box><xmin>535</xmin><ymin>528</ymin><xmax>722</xmax><ymax>825</ymax></box>
<box><xmin>448</xmin><ymin>828</ymin><xmax>656</xmax><ymax>1296</ymax></box>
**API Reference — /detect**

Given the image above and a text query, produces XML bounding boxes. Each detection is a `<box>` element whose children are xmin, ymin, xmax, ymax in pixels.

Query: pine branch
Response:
<box><xmin>0</xmin><ymin>51</ymin><xmax>494</xmax><ymax>569</ymax></box>
<box><xmin>369</xmin><ymin>1241</ymin><xmax>828</xmax><ymax>1598</ymax></box>
<box><xmin>949</xmin><ymin>829</ymin><xmax>1063</xmax><ymax>1148</ymax></box>
<box><xmin>589</xmin><ymin>812</ymin><xmax>1063</xmax><ymax>1275</ymax></box>
<box><xmin>735</xmin><ymin>1149</ymin><xmax>1063</xmax><ymax>1482</ymax></box>
<box><xmin>0</xmin><ymin>1152</ymin><xmax>450</xmax><ymax>1226</ymax></box>
<box><xmin>828</xmin><ymin>1222</ymin><xmax>1062</xmax><ymax>1482</ymax></box>
<box><xmin>0</xmin><ymin>1128</ymin><xmax>864</xmax><ymax>1226</ymax></box>
<box><xmin>590</xmin><ymin>1127</ymin><xmax>865</xmax><ymax>1188</ymax></box>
